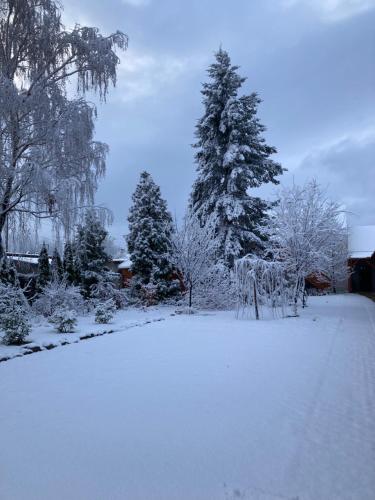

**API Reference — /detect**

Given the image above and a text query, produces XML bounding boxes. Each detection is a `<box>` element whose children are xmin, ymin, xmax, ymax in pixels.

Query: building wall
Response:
<box><xmin>348</xmin><ymin>257</ymin><xmax>375</xmax><ymax>293</ymax></box>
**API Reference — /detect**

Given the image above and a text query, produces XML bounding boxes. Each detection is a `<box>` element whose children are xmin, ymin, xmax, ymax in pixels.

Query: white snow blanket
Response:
<box><xmin>0</xmin><ymin>294</ymin><xmax>374</xmax><ymax>500</ymax></box>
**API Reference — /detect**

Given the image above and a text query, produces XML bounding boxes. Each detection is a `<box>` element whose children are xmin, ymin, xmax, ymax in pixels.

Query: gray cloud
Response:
<box><xmin>296</xmin><ymin>131</ymin><xmax>375</xmax><ymax>225</ymax></box>
<box><xmin>283</xmin><ymin>0</ymin><xmax>375</xmax><ymax>22</ymax></box>
<box><xmin>61</xmin><ymin>0</ymin><xmax>375</xmax><ymax>245</ymax></box>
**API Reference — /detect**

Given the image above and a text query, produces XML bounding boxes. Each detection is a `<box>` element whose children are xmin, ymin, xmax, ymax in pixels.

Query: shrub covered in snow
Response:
<box><xmin>1</xmin><ymin>308</ymin><xmax>31</xmax><ymax>345</ymax></box>
<box><xmin>191</xmin><ymin>263</ymin><xmax>235</xmax><ymax>310</ymax></box>
<box><xmin>94</xmin><ymin>299</ymin><xmax>116</xmax><ymax>324</ymax></box>
<box><xmin>0</xmin><ymin>284</ymin><xmax>31</xmax><ymax>345</ymax></box>
<box><xmin>49</xmin><ymin>308</ymin><xmax>77</xmax><ymax>333</ymax></box>
<box><xmin>33</xmin><ymin>281</ymin><xmax>84</xmax><ymax>317</ymax></box>
<box><xmin>91</xmin><ymin>274</ymin><xmax>126</xmax><ymax>309</ymax></box>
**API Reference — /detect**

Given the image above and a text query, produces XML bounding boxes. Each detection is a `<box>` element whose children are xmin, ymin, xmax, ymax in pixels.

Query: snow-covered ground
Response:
<box><xmin>0</xmin><ymin>294</ymin><xmax>374</xmax><ymax>500</ymax></box>
<box><xmin>0</xmin><ymin>307</ymin><xmax>173</xmax><ymax>362</ymax></box>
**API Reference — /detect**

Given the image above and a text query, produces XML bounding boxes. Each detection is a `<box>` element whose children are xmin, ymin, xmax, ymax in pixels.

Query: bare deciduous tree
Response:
<box><xmin>269</xmin><ymin>180</ymin><xmax>347</xmax><ymax>315</ymax></box>
<box><xmin>171</xmin><ymin>210</ymin><xmax>218</xmax><ymax>308</ymax></box>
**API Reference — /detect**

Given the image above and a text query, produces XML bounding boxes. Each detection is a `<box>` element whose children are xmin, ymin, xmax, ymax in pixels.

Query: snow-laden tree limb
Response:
<box><xmin>234</xmin><ymin>255</ymin><xmax>288</xmax><ymax>319</ymax></box>
<box><xmin>268</xmin><ymin>180</ymin><xmax>348</xmax><ymax>315</ymax></box>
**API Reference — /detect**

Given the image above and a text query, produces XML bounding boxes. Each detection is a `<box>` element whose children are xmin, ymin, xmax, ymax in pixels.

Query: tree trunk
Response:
<box><xmin>189</xmin><ymin>283</ymin><xmax>193</xmax><ymax>308</ymax></box>
<box><xmin>302</xmin><ymin>283</ymin><xmax>307</xmax><ymax>308</ymax></box>
<box><xmin>253</xmin><ymin>282</ymin><xmax>259</xmax><ymax>320</ymax></box>
<box><xmin>0</xmin><ymin>214</ymin><xmax>6</xmax><ymax>259</ymax></box>
<box><xmin>292</xmin><ymin>277</ymin><xmax>300</xmax><ymax>317</ymax></box>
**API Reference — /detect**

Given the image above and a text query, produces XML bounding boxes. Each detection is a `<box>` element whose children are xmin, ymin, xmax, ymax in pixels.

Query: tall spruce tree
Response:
<box><xmin>127</xmin><ymin>171</ymin><xmax>178</xmax><ymax>300</ymax></box>
<box><xmin>51</xmin><ymin>248</ymin><xmax>63</xmax><ymax>282</ymax></box>
<box><xmin>36</xmin><ymin>243</ymin><xmax>51</xmax><ymax>292</ymax></box>
<box><xmin>63</xmin><ymin>242</ymin><xmax>77</xmax><ymax>285</ymax></box>
<box><xmin>191</xmin><ymin>48</ymin><xmax>284</xmax><ymax>266</ymax></box>
<box><xmin>74</xmin><ymin>211</ymin><xmax>110</xmax><ymax>298</ymax></box>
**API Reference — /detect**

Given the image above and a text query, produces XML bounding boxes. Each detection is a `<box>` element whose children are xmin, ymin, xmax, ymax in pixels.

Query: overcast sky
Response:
<box><xmin>62</xmin><ymin>0</ymin><xmax>375</xmax><ymax>247</ymax></box>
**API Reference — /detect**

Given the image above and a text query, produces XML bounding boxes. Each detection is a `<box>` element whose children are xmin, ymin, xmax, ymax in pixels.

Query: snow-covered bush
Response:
<box><xmin>0</xmin><ymin>284</ymin><xmax>31</xmax><ymax>345</ymax></box>
<box><xmin>49</xmin><ymin>308</ymin><xmax>77</xmax><ymax>333</ymax></box>
<box><xmin>2</xmin><ymin>309</ymin><xmax>31</xmax><ymax>345</ymax></box>
<box><xmin>94</xmin><ymin>299</ymin><xmax>116</xmax><ymax>324</ymax></box>
<box><xmin>33</xmin><ymin>281</ymin><xmax>84</xmax><ymax>317</ymax></box>
<box><xmin>91</xmin><ymin>273</ymin><xmax>126</xmax><ymax>309</ymax></box>
<box><xmin>190</xmin><ymin>262</ymin><xmax>236</xmax><ymax>310</ymax></box>
<box><xmin>137</xmin><ymin>281</ymin><xmax>159</xmax><ymax>306</ymax></box>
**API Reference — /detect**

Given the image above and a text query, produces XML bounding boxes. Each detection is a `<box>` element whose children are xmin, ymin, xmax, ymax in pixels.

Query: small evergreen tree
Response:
<box><xmin>63</xmin><ymin>241</ymin><xmax>77</xmax><ymax>285</ymax></box>
<box><xmin>74</xmin><ymin>210</ymin><xmax>111</xmax><ymax>298</ymax></box>
<box><xmin>191</xmin><ymin>48</ymin><xmax>284</xmax><ymax>266</ymax></box>
<box><xmin>127</xmin><ymin>171</ymin><xmax>178</xmax><ymax>301</ymax></box>
<box><xmin>0</xmin><ymin>255</ymin><xmax>19</xmax><ymax>286</ymax></box>
<box><xmin>51</xmin><ymin>248</ymin><xmax>64</xmax><ymax>282</ymax></box>
<box><xmin>36</xmin><ymin>243</ymin><xmax>51</xmax><ymax>292</ymax></box>
<box><xmin>0</xmin><ymin>284</ymin><xmax>30</xmax><ymax>345</ymax></box>
<box><xmin>49</xmin><ymin>308</ymin><xmax>77</xmax><ymax>333</ymax></box>
<box><xmin>95</xmin><ymin>299</ymin><xmax>116</xmax><ymax>324</ymax></box>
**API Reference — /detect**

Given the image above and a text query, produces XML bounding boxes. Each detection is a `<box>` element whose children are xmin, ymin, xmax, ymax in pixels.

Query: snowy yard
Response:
<box><xmin>0</xmin><ymin>294</ymin><xmax>374</xmax><ymax>500</ymax></box>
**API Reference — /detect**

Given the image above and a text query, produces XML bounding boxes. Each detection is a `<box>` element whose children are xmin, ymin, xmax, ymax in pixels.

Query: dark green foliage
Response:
<box><xmin>63</xmin><ymin>242</ymin><xmax>77</xmax><ymax>285</ymax></box>
<box><xmin>74</xmin><ymin>210</ymin><xmax>110</xmax><ymax>298</ymax></box>
<box><xmin>0</xmin><ymin>284</ymin><xmax>30</xmax><ymax>345</ymax></box>
<box><xmin>191</xmin><ymin>48</ymin><xmax>284</xmax><ymax>266</ymax></box>
<box><xmin>36</xmin><ymin>243</ymin><xmax>51</xmax><ymax>292</ymax></box>
<box><xmin>51</xmin><ymin>248</ymin><xmax>63</xmax><ymax>282</ymax></box>
<box><xmin>0</xmin><ymin>256</ymin><xmax>19</xmax><ymax>286</ymax></box>
<box><xmin>127</xmin><ymin>171</ymin><xmax>179</xmax><ymax>301</ymax></box>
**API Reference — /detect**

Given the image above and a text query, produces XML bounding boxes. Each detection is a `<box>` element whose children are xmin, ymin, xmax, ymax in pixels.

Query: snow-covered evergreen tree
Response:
<box><xmin>74</xmin><ymin>210</ymin><xmax>111</xmax><ymax>298</ymax></box>
<box><xmin>95</xmin><ymin>299</ymin><xmax>116</xmax><ymax>324</ymax></box>
<box><xmin>51</xmin><ymin>248</ymin><xmax>63</xmax><ymax>282</ymax></box>
<box><xmin>127</xmin><ymin>171</ymin><xmax>178</xmax><ymax>301</ymax></box>
<box><xmin>0</xmin><ymin>284</ymin><xmax>30</xmax><ymax>345</ymax></box>
<box><xmin>49</xmin><ymin>308</ymin><xmax>77</xmax><ymax>333</ymax></box>
<box><xmin>191</xmin><ymin>48</ymin><xmax>283</xmax><ymax>266</ymax></box>
<box><xmin>36</xmin><ymin>243</ymin><xmax>51</xmax><ymax>292</ymax></box>
<box><xmin>63</xmin><ymin>242</ymin><xmax>77</xmax><ymax>285</ymax></box>
<box><xmin>33</xmin><ymin>281</ymin><xmax>84</xmax><ymax>317</ymax></box>
<box><xmin>0</xmin><ymin>255</ymin><xmax>19</xmax><ymax>286</ymax></box>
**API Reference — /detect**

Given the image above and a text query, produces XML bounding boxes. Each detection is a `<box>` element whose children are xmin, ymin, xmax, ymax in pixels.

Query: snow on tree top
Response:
<box><xmin>348</xmin><ymin>225</ymin><xmax>375</xmax><ymax>258</ymax></box>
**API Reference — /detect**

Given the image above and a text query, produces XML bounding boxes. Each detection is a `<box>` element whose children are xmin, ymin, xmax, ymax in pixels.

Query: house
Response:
<box><xmin>7</xmin><ymin>252</ymin><xmax>40</xmax><ymax>275</ymax></box>
<box><xmin>348</xmin><ymin>225</ymin><xmax>375</xmax><ymax>293</ymax></box>
<box><xmin>117</xmin><ymin>255</ymin><xmax>133</xmax><ymax>287</ymax></box>
<box><xmin>115</xmin><ymin>255</ymin><xmax>185</xmax><ymax>291</ymax></box>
